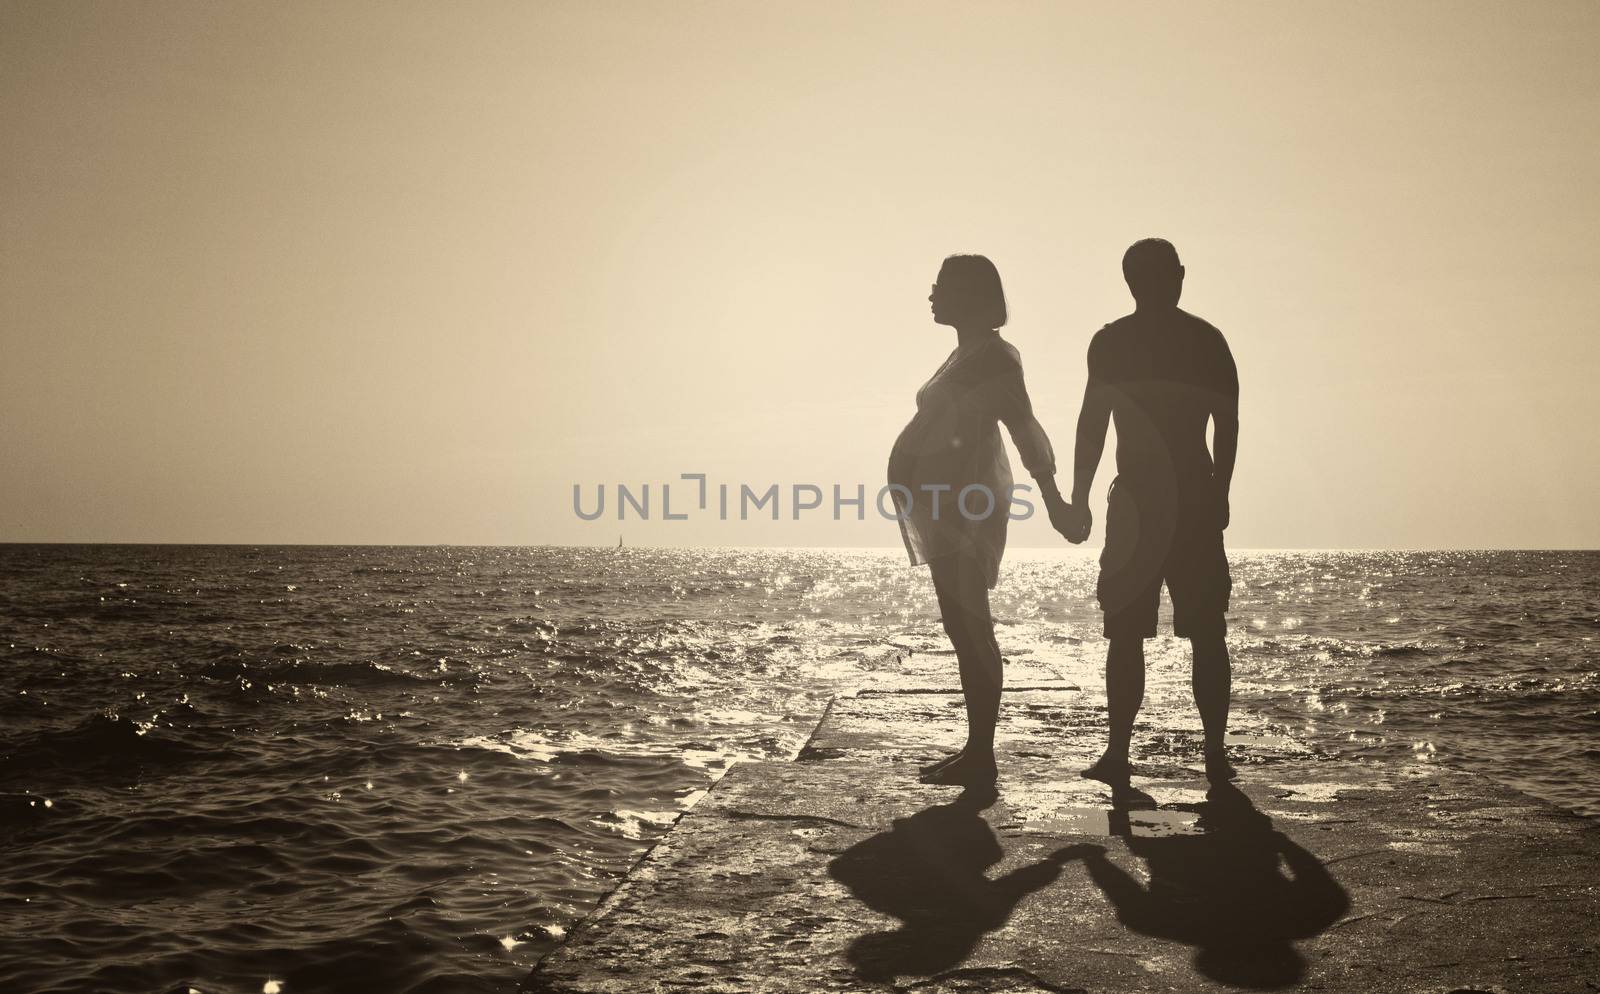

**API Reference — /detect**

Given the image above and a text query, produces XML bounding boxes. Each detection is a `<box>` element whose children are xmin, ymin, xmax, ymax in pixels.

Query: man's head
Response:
<box><xmin>1122</xmin><ymin>238</ymin><xmax>1184</xmax><ymax>309</ymax></box>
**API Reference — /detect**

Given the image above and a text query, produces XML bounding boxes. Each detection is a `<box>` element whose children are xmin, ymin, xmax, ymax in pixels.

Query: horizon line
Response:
<box><xmin>2</xmin><ymin>542</ymin><xmax>1597</xmax><ymax>553</ymax></box>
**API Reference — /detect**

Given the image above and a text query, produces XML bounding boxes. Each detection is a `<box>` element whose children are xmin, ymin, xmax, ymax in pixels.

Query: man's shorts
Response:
<box><xmin>1097</xmin><ymin>477</ymin><xmax>1231</xmax><ymax>640</ymax></box>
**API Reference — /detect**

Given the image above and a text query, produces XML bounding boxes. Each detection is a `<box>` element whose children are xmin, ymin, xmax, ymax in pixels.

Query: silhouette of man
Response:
<box><xmin>1073</xmin><ymin>784</ymin><xmax>1348</xmax><ymax>986</ymax></box>
<box><xmin>1055</xmin><ymin>238</ymin><xmax>1239</xmax><ymax>784</ymax></box>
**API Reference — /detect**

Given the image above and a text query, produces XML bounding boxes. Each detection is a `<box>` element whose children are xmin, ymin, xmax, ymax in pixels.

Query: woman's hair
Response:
<box><xmin>936</xmin><ymin>254</ymin><xmax>1008</xmax><ymax>329</ymax></box>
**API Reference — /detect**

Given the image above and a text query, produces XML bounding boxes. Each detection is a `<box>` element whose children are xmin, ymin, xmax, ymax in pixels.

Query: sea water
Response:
<box><xmin>1</xmin><ymin>545</ymin><xmax>1594</xmax><ymax>993</ymax></box>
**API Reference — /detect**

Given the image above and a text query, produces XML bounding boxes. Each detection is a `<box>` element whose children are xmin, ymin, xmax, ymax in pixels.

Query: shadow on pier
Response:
<box><xmin>828</xmin><ymin>782</ymin><xmax>1350</xmax><ymax>988</ymax></box>
<box><xmin>826</xmin><ymin>784</ymin><xmax>1072</xmax><ymax>981</ymax></box>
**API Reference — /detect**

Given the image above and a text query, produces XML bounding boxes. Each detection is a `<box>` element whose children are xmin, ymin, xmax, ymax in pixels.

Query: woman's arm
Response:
<box><xmin>991</xmin><ymin>358</ymin><xmax>1054</xmax><ymax>474</ymax></box>
<box><xmin>983</xmin><ymin>350</ymin><xmax>1067</xmax><ymax>512</ymax></box>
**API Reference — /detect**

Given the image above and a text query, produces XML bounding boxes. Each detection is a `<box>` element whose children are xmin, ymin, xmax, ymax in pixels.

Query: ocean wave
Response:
<box><xmin>198</xmin><ymin>657</ymin><xmax>443</xmax><ymax>689</ymax></box>
<box><xmin>1373</xmin><ymin>642</ymin><xmax>1437</xmax><ymax>657</ymax></box>
<box><xmin>0</xmin><ymin>712</ymin><xmax>206</xmax><ymax>776</ymax></box>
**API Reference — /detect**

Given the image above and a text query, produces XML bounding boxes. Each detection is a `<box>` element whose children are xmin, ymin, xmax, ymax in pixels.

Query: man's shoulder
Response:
<box><xmin>1088</xmin><ymin>316</ymin><xmax>1134</xmax><ymax>353</ymax></box>
<box><xmin>1095</xmin><ymin>314</ymin><xmax>1138</xmax><ymax>338</ymax></box>
<box><xmin>1087</xmin><ymin>316</ymin><xmax>1138</xmax><ymax>379</ymax></box>
<box><xmin>1177</xmin><ymin>310</ymin><xmax>1237</xmax><ymax>391</ymax></box>
<box><xmin>1177</xmin><ymin>308</ymin><xmax>1229</xmax><ymax>345</ymax></box>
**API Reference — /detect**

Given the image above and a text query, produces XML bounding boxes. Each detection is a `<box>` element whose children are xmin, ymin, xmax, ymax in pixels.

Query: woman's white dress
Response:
<box><xmin>887</xmin><ymin>333</ymin><xmax>1055</xmax><ymax>589</ymax></box>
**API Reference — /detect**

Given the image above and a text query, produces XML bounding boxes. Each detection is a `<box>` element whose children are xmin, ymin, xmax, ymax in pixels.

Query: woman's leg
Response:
<box><xmin>925</xmin><ymin>553</ymin><xmax>1002</xmax><ymax>783</ymax></box>
<box><xmin>918</xmin><ymin>554</ymin><xmax>968</xmax><ymax>772</ymax></box>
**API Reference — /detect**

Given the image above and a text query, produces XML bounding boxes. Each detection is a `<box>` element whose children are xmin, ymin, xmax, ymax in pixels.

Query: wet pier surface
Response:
<box><xmin>525</xmin><ymin>684</ymin><xmax>1600</xmax><ymax>993</ymax></box>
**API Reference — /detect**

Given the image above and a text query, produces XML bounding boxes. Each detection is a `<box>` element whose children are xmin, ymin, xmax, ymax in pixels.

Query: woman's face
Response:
<box><xmin>929</xmin><ymin>274</ymin><xmax>950</xmax><ymax>326</ymax></box>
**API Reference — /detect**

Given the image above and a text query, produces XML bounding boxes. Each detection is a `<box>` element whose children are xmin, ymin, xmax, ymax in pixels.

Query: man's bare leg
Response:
<box><xmin>1084</xmin><ymin>636</ymin><xmax>1144</xmax><ymax>783</ymax></box>
<box><xmin>1191</xmin><ymin>633</ymin><xmax>1234</xmax><ymax>781</ymax></box>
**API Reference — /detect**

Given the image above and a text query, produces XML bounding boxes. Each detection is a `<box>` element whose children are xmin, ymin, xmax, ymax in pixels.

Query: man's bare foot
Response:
<box><xmin>919</xmin><ymin>751</ymin><xmax>997</xmax><ymax>786</ymax></box>
<box><xmin>1204</xmin><ymin>749</ymin><xmax>1237</xmax><ymax>784</ymax></box>
<box><xmin>1081</xmin><ymin>752</ymin><xmax>1130</xmax><ymax>786</ymax></box>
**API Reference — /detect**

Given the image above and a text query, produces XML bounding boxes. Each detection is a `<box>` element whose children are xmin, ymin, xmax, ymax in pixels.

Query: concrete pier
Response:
<box><xmin>525</xmin><ymin>685</ymin><xmax>1599</xmax><ymax>993</ymax></box>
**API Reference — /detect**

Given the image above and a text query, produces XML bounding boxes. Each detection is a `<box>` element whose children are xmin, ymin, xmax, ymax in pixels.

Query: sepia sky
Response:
<box><xmin>3</xmin><ymin>0</ymin><xmax>1597</xmax><ymax>548</ymax></box>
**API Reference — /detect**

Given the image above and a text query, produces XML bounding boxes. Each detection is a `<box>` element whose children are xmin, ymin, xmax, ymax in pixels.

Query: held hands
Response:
<box><xmin>1045</xmin><ymin>493</ymin><xmax>1093</xmax><ymax>544</ymax></box>
<box><xmin>1063</xmin><ymin>502</ymin><xmax>1093</xmax><ymax>544</ymax></box>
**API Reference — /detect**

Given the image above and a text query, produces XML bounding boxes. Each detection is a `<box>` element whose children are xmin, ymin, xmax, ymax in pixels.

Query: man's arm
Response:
<box><xmin>1071</xmin><ymin>379</ymin><xmax>1112</xmax><ymax>508</ymax></box>
<box><xmin>1210</xmin><ymin>337</ymin><xmax>1240</xmax><ymax>530</ymax></box>
<box><xmin>1058</xmin><ymin>346</ymin><xmax>1112</xmax><ymax>544</ymax></box>
<box><xmin>1212</xmin><ymin>409</ymin><xmax>1237</xmax><ymax>521</ymax></box>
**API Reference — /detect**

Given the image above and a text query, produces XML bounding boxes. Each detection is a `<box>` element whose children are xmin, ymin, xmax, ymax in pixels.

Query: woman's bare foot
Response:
<box><xmin>918</xmin><ymin>749</ymin><xmax>966</xmax><ymax>776</ymax></box>
<box><xmin>919</xmin><ymin>750</ymin><xmax>997</xmax><ymax>786</ymax></box>
<box><xmin>1081</xmin><ymin>751</ymin><xmax>1130</xmax><ymax>786</ymax></box>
